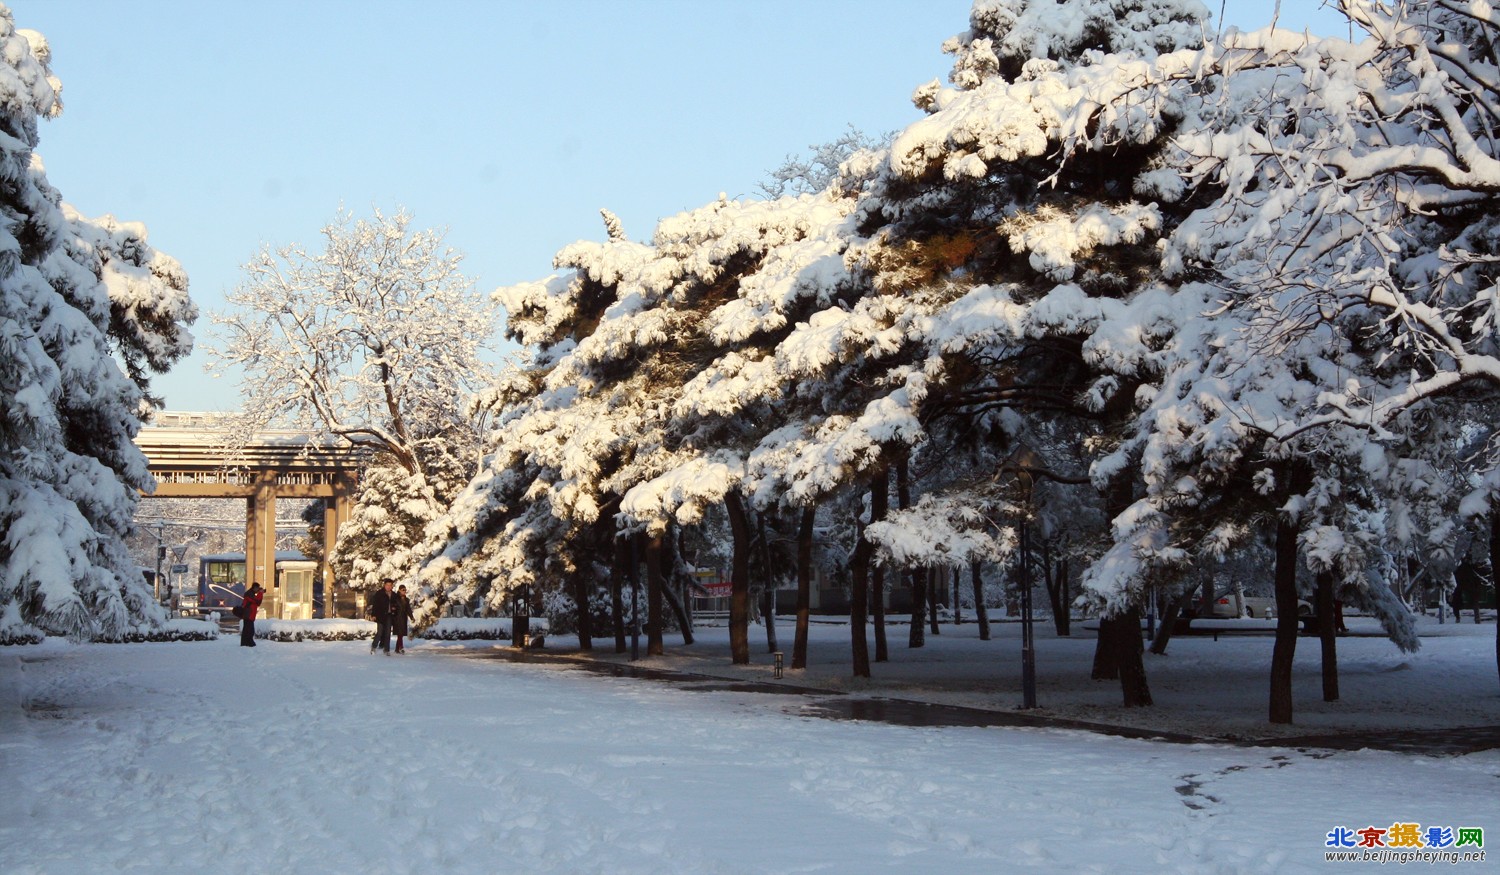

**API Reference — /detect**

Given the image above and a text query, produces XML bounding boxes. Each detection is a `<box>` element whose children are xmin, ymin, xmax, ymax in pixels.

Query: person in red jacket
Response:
<box><xmin>240</xmin><ymin>583</ymin><xmax>265</xmax><ymax>647</ymax></box>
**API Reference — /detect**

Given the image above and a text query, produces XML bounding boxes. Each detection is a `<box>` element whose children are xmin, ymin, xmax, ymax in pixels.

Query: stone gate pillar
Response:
<box><xmin>319</xmin><ymin>472</ymin><xmax>358</xmax><ymax>617</ymax></box>
<box><xmin>244</xmin><ymin>471</ymin><xmax>278</xmax><ymax>616</ymax></box>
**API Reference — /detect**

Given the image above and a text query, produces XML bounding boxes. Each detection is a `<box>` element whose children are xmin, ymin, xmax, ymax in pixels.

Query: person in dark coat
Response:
<box><xmin>393</xmin><ymin>584</ymin><xmax>415</xmax><ymax>654</ymax></box>
<box><xmin>368</xmin><ymin>579</ymin><xmax>394</xmax><ymax>654</ymax></box>
<box><xmin>240</xmin><ymin>583</ymin><xmax>264</xmax><ymax>647</ymax></box>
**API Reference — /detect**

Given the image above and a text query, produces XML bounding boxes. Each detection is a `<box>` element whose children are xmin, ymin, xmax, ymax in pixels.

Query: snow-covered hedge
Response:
<box><xmin>255</xmin><ymin>619</ymin><xmax>372</xmax><ymax>642</ymax></box>
<box><xmin>93</xmin><ymin>618</ymin><xmax>220</xmax><ymax>643</ymax></box>
<box><xmin>0</xmin><ymin>624</ymin><xmax>45</xmax><ymax>645</ymax></box>
<box><xmin>253</xmin><ymin>617</ymin><xmax>550</xmax><ymax>643</ymax></box>
<box><xmin>417</xmin><ymin>617</ymin><xmax>549</xmax><ymax>642</ymax></box>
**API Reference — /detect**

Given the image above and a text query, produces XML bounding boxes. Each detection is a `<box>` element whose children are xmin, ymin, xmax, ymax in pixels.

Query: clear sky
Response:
<box><xmin>19</xmin><ymin>0</ymin><xmax>1349</xmax><ymax>413</ymax></box>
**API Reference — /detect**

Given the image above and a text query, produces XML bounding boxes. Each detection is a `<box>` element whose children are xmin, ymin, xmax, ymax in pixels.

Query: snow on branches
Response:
<box><xmin>427</xmin><ymin>0</ymin><xmax>1500</xmax><ymax>656</ymax></box>
<box><xmin>1</xmin><ymin>7</ymin><xmax>196</xmax><ymax>640</ymax></box>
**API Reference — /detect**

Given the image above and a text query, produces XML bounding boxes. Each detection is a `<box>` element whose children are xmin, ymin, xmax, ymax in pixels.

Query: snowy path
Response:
<box><xmin>1</xmin><ymin>637</ymin><xmax>1495</xmax><ymax>874</ymax></box>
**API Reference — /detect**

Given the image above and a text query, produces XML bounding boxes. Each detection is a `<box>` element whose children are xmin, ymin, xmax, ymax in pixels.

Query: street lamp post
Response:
<box><xmin>1020</xmin><ymin>521</ymin><xmax>1037</xmax><ymax>709</ymax></box>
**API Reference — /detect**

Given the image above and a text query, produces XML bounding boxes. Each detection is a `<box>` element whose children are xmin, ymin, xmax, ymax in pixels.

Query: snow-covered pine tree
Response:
<box><xmin>0</xmin><ymin>12</ymin><xmax>195</xmax><ymax>641</ymax></box>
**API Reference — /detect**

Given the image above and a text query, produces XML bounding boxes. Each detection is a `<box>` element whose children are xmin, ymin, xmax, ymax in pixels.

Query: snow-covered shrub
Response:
<box><xmin>416</xmin><ymin>617</ymin><xmax>549</xmax><ymax>642</ymax></box>
<box><xmin>255</xmin><ymin>619</ymin><xmax>373</xmax><ymax>642</ymax></box>
<box><xmin>94</xmin><ymin>618</ymin><xmax>220</xmax><ymax>643</ymax></box>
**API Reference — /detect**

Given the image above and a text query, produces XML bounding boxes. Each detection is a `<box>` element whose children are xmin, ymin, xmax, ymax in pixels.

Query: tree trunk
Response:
<box><xmin>908</xmin><ymin>568</ymin><xmax>928</xmax><ymax>648</ymax></box>
<box><xmin>1148</xmin><ymin>579</ymin><xmax>1202</xmax><ymax>656</ymax></box>
<box><xmin>971</xmin><ymin>559</ymin><xmax>990</xmax><ymax>641</ymax></box>
<box><xmin>1091</xmin><ymin>611</ymin><xmax>1119</xmax><ymax>681</ymax></box>
<box><xmin>572</xmin><ymin>567</ymin><xmax>593</xmax><ymax>651</ymax></box>
<box><xmin>758</xmin><ymin>515</ymin><xmax>779</xmax><ymax>654</ymax></box>
<box><xmin>1043</xmin><ymin>540</ymin><xmax>1070</xmax><ymax>636</ymax></box>
<box><xmin>1056</xmin><ymin>557</ymin><xmax>1071</xmax><ymax>636</ymax></box>
<box><xmin>763</xmin><ymin>587</ymin><xmax>778</xmax><ymax>653</ymax></box>
<box><xmin>871</xmin><ymin>467</ymin><xmax>889</xmax><ymax>662</ymax></box>
<box><xmin>1093</xmin><ymin>474</ymin><xmax>1148</xmax><ymax>704</ymax></box>
<box><xmin>644</xmin><ymin>534</ymin><xmax>666</xmax><ymax>656</ymax></box>
<box><xmin>1092</xmin><ymin>609</ymin><xmax>1150</xmax><ymax>701</ymax></box>
<box><xmin>849</xmin><ymin>536</ymin><xmax>872</xmax><ymax>677</ymax></box>
<box><xmin>928</xmin><ymin>572</ymin><xmax>941</xmax><ymax>635</ymax></box>
<box><xmin>791</xmin><ymin>506</ymin><xmax>814</xmax><ymax>670</ymax></box>
<box><xmin>725</xmin><ymin>492</ymin><xmax>752</xmax><ymax>665</ymax></box>
<box><xmin>611</xmin><ymin>537</ymin><xmax>628</xmax><ymax>653</ymax></box>
<box><xmin>660</xmin><ymin>579</ymin><xmax>694</xmax><ymax>645</ymax></box>
<box><xmin>951</xmin><ymin>565</ymin><xmax>962</xmax><ymax>626</ymax></box>
<box><xmin>871</xmin><ymin>565</ymin><xmax>888</xmax><ymax>662</ymax></box>
<box><xmin>1114</xmin><ymin>606</ymin><xmax>1152</xmax><ymax>707</ymax></box>
<box><xmin>849</xmin><ymin>477</ymin><xmax>879</xmax><ymax>679</ymax></box>
<box><xmin>897</xmin><ymin>456</ymin><xmax>926</xmax><ymax>648</ymax></box>
<box><xmin>1315</xmin><ymin>570</ymin><xmax>1339</xmax><ymax>702</ymax></box>
<box><xmin>1269</xmin><ymin>516</ymin><xmax>1300</xmax><ymax>724</ymax></box>
<box><xmin>659</xmin><ymin>533</ymin><xmax>695</xmax><ymax>646</ymax></box>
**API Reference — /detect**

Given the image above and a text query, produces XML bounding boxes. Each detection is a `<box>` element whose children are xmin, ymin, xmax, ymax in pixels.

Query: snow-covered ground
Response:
<box><xmin>1</xmin><ymin>616</ymin><xmax>1495</xmax><ymax>874</ymax></box>
<box><xmin>608</xmin><ymin>612</ymin><xmax>1500</xmax><ymax>741</ymax></box>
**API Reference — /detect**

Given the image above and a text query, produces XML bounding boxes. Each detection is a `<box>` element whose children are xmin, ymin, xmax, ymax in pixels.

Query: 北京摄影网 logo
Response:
<box><xmin>1324</xmin><ymin>824</ymin><xmax>1486</xmax><ymax>865</ymax></box>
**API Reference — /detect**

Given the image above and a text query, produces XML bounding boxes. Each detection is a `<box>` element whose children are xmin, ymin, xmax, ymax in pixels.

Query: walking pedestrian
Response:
<box><xmin>393</xmin><ymin>584</ymin><xmax>414</xmax><ymax>654</ymax></box>
<box><xmin>368</xmin><ymin>579</ymin><xmax>394</xmax><ymax>654</ymax></box>
<box><xmin>240</xmin><ymin>583</ymin><xmax>264</xmax><ymax>647</ymax></box>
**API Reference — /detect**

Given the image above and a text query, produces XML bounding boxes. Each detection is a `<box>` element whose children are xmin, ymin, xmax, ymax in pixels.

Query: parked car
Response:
<box><xmin>1198</xmin><ymin>592</ymin><xmax>1269</xmax><ymax>619</ymax></box>
<box><xmin>1176</xmin><ymin>591</ymin><xmax>1320</xmax><ymax>633</ymax></box>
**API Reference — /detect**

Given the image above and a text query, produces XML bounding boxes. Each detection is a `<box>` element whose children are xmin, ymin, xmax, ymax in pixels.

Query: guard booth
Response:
<box><xmin>276</xmin><ymin>558</ymin><xmax>320</xmax><ymax>620</ymax></box>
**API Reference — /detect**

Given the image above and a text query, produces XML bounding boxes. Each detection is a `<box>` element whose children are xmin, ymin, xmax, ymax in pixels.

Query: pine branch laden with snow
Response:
<box><xmin>58</xmin><ymin>205</ymin><xmax>195</xmax><ymax>403</ymax></box>
<box><xmin>429</xmin><ymin>188</ymin><xmax>927</xmax><ymax>609</ymax></box>
<box><xmin>1</xmin><ymin>8</ymin><xmax>196</xmax><ymax>640</ymax></box>
<box><xmin>939</xmin><ymin>0</ymin><xmax>1210</xmax><ymax>90</ymax></box>
<box><xmin>864</xmin><ymin>491</ymin><xmax>1017</xmax><ymax>568</ymax></box>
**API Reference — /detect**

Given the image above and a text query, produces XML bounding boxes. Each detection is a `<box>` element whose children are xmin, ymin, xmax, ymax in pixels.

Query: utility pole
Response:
<box><xmin>153</xmin><ymin>522</ymin><xmax>166</xmax><ymax>605</ymax></box>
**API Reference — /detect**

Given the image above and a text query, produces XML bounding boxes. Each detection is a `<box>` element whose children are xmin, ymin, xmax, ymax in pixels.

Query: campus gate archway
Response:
<box><xmin>135</xmin><ymin>413</ymin><xmax>366</xmax><ymax>618</ymax></box>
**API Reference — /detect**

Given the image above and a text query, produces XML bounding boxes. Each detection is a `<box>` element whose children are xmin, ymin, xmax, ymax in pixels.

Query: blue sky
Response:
<box><xmin>21</xmin><ymin>0</ymin><xmax>1348</xmax><ymax>412</ymax></box>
